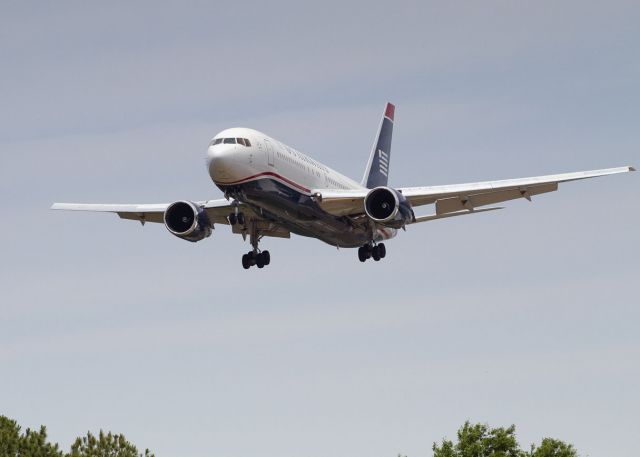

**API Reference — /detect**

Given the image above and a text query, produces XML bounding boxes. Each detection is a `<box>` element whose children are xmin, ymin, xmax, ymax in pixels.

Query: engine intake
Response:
<box><xmin>364</xmin><ymin>186</ymin><xmax>414</xmax><ymax>228</ymax></box>
<box><xmin>164</xmin><ymin>200</ymin><xmax>212</xmax><ymax>242</ymax></box>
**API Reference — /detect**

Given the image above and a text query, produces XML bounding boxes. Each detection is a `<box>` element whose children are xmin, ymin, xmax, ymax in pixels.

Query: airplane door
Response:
<box><xmin>264</xmin><ymin>139</ymin><xmax>275</xmax><ymax>167</ymax></box>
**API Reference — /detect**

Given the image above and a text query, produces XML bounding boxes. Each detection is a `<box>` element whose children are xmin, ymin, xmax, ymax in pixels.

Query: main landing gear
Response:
<box><xmin>231</xmin><ymin>208</ymin><xmax>271</xmax><ymax>270</ymax></box>
<box><xmin>242</xmin><ymin>250</ymin><xmax>271</xmax><ymax>269</ymax></box>
<box><xmin>358</xmin><ymin>243</ymin><xmax>386</xmax><ymax>262</ymax></box>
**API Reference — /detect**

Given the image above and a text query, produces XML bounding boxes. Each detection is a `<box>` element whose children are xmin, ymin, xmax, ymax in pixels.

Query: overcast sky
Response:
<box><xmin>1</xmin><ymin>2</ymin><xmax>638</xmax><ymax>457</ymax></box>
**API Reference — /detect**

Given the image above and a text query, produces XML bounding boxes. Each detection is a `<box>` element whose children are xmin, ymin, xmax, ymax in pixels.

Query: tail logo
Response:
<box><xmin>378</xmin><ymin>149</ymin><xmax>389</xmax><ymax>177</ymax></box>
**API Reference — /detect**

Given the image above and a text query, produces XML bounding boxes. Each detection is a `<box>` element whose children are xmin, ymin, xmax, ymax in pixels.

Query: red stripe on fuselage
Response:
<box><xmin>215</xmin><ymin>171</ymin><xmax>311</xmax><ymax>193</ymax></box>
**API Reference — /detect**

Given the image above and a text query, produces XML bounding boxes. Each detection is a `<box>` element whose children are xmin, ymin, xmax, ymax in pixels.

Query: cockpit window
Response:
<box><xmin>210</xmin><ymin>137</ymin><xmax>251</xmax><ymax>147</ymax></box>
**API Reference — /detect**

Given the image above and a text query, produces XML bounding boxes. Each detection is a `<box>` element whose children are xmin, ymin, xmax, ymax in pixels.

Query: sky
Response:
<box><xmin>1</xmin><ymin>1</ymin><xmax>638</xmax><ymax>456</ymax></box>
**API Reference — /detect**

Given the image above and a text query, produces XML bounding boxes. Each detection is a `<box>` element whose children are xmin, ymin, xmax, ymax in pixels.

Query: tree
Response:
<box><xmin>67</xmin><ymin>431</ymin><xmax>154</xmax><ymax>457</ymax></box>
<box><xmin>432</xmin><ymin>422</ymin><xmax>577</xmax><ymax>457</ymax></box>
<box><xmin>0</xmin><ymin>416</ymin><xmax>153</xmax><ymax>457</ymax></box>
<box><xmin>529</xmin><ymin>438</ymin><xmax>577</xmax><ymax>457</ymax></box>
<box><xmin>432</xmin><ymin>421</ymin><xmax>524</xmax><ymax>457</ymax></box>
<box><xmin>0</xmin><ymin>415</ymin><xmax>63</xmax><ymax>457</ymax></box>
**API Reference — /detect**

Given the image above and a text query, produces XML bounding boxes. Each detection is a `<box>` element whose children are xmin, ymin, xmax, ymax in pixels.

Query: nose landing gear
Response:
<box><xmin>228</xmin><ymin>211</ymin><xmax>245</xmax><ymax>226</ymax></box>
<box><xmin>358</xmin><ymin>242</ymin><xmax>386</xmax><ymax>263</ymax></box>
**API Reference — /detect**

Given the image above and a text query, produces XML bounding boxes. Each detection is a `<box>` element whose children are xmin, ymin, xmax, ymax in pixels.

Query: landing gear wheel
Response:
<box><xmin>256</xmin><ymin>253</ymin><xmax>265</xmax><ymax>268</ymax></box>
<box><xmin>241</xmin><ymin>254</ymin><xmax>251</xmax><ymax>269</ymax></box>
<box><xmin>262</xmin><ymin>250</ymin><xmax>271</xmax><ymax>265</ymax></box>
<box><xmin>237</xmin><ymin>212</ymin><xmax>245</xmax><ymax>226</ymax></box>
<box><xmin>229</xmin><ymin>213</ymin><xmax>237</xmax><ymax>225</ymax></box>
<box><xmin>378</xmin><ymin>243</ymin><xmax>386</xmax><ymax>259</ymax></box>
<box><xmin>372</xmin><ymin>245</ymin><xmax>381</xmax><ymax>261</ymax></box>
<box><xmin>358</xmin><ymin>246</ymin><xmax>367</xmax><ymax>262</ymax></box>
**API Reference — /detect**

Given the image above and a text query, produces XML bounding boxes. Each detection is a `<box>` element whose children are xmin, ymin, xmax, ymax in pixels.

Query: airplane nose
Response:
<box><xmin>207</xmin><ymin>145</ymin><xmax>238</xmax><ymax>181</ymax></box>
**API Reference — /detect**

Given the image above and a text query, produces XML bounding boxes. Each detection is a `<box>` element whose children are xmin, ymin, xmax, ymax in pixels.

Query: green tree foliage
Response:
<box><xmin>529</xmin><ymin>438</ymin><xmax>577</xmax><ymax>457</ymax></box>
<box><xmin>432</xmin><ymin>421</ymin><xmax>523</xmax><ymax>457</ymax></box>
<box><xmin>0</xmin><ymin>416</ymin><xmax>153</xmax><ymax>457</ymax></box>
<box><xmin>432</xmin><ymin>421</ymin><xmax>577</xmax><ymax>457</ymax></box>
<box><xmin>0</xmin><ymin>415</ymin><xmax>63</xmax><ymax>457</ymax></box>
<box><xmin>68</xmin><ymin>431</ymin><xmax>153</xmax><ymax>457</ymax></box>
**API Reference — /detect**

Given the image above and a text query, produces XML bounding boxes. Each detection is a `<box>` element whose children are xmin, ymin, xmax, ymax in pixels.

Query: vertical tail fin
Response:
<box><xmin>362</xmin><ymin>102</ymin><xmax>395</xmax><ymax>188</ymax></box>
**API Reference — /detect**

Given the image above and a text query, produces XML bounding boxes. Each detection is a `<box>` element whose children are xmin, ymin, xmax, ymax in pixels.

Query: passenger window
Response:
<box><xmin>237</xmin><ymin>138</ymin><xmax>245</xmax><ymax>146</ymax></box>
<box><xmin>224</xmin><ymin>138</ymin><xmax>236</xmax><ymax>144</ymax></box>
<box><xmin>244</xmin><ymin>138</ymin><xmax>251</xmax><ymax>147</ymax></box>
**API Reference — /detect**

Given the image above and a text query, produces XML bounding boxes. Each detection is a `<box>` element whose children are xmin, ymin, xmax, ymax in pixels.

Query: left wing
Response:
<box><xmin>312</xmin><ymin>166</ymin><xmax>635</xmax><ymax>217</ymax></box>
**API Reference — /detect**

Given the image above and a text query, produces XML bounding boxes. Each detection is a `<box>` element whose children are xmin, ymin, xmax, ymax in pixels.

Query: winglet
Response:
<box><xmin>630</xmin><ymin>166</ymin><xmax>636</xmax><ymax>172</ymax></box>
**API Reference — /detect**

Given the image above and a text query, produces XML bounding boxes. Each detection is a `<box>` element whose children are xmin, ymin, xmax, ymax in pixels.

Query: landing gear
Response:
<box><xmin>241</xmin><ymin>250</ymin><xmax>271</xmax><ymax>270</ymax></box>
<box><xmin>228</xmin><ymin>211</ymin><xmax>245</xmax><ymax>226</ymax></box>
<box><xmin>240</xmin><ymin>218</ymin><xmax>271</xmax><ymax>270</ymax></box>
<box><xmin>358</xmin><ymin>242</ymin><xmax>386</xmax><ymax>263</ymax></box>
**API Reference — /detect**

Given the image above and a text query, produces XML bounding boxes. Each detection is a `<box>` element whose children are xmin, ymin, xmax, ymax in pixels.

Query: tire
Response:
<box><xmin>248</xmin><ymin>251</ymin><xmax>256</xmax><ymax>265</ymax></box>
<box><xmin>365</xmin><ymin>244</ymin><xmax>373</xmax><ymax>259</ymax></box>
<box><xmin>241</xmin><ymin>254</ymin><xmax>251</xmax><ymax>269</ymax></box>
<box><xmin>256</xmin><ymin>253</ymin><xmax>265</xmax><ymax>268</ymax></box>
<box><xmin>237</xmin><ymin>212</ymin><xmax>245</xmax><ymax>225</ymax></box>
<box><xmin>358</xmin><ymin>246</ymin><xmax>367</xmax><ymax>262</ymax></box>
<box><xmin>378</xmin><ymin>243</ymin><xmax>386</xmax><ymax>258</ymax></box>
<box><xmin>372</xmin><ymin>245</ymin><xmax>381</xmax><ymax>261</ymax></box>
<box><xmin>229</xmin><ymin>213</ymin><xmax>237</xmax><ymax>225</ymax></box>
<box><xmin>262</xmin><ymin>250</ymin><xmax>271</xmax><ymax>265</ymax></box>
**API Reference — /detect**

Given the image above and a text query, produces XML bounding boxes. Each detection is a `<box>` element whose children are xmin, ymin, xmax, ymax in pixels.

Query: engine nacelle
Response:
<box><xmin>163</xmin><ymin>200</ymin><xmax>212</xmax><ymax>242</ymax></box>
<box><xmin>364</xmin><ymin>186</ymin><xmax>414</xmax><ymax>228</ymax></box>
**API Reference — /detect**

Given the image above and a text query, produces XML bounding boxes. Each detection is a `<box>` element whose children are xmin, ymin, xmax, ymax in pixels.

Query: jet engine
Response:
<box><xmin>364</xmin><ymin>186</ymin><xmax>414</xmax><ymax>228</ymax></box>
<box><xmin>163</xmin><ymin>200</ymin><xmax>212</xmax><ymax>242</ymax></box>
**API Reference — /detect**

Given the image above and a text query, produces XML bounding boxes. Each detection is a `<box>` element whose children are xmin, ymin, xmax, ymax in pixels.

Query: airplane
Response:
<box><xmin>52</xmin><ymin>103</ymin><xmax>635</xmax><ymax>269</ymax></box>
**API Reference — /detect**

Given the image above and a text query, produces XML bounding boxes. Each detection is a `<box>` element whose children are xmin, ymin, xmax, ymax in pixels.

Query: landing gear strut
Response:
<box><xmin>358</xmin><ymin>242</ymin><xmax>386</xmax><ymax>263</ymax></box>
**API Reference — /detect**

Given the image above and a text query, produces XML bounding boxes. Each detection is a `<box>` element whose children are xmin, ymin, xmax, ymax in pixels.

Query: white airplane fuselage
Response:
<box><xmin>207</xmin><ymin>127</ymin><xmax>397</xmax><ymax>247</ymax></box>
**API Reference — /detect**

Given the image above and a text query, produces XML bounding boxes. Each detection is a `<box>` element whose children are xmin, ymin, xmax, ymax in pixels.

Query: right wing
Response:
<box><xmin>51</xmin><ymin>199</ymin><xmax>291</xmax><ymax>238</ymax></box>
<box><xmin>51</xmin><ymin>199</ymin><xmax>236</xmax><ymax>225</ymax></box>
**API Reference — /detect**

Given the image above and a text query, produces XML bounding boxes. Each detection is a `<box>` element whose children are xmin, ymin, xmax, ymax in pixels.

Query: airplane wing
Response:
<box><xmin>51</xmin><ymin>199</ymin><xmax>292</xmax><ymax>239</ymax></box>
<box><xmin>312</xmin><ymin>166</ymin><xmax>635</xmax><ymax>217</ymax></box>
<box><xmin>51</xmin><ymin>199</ymin><xmax>236</xmax><ymax>224</ymax></box>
